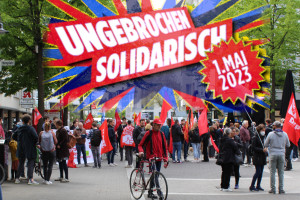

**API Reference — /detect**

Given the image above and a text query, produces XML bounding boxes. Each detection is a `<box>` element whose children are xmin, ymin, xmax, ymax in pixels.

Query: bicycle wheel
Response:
<box><xmin>0</xmin><ymin>164</ymin><xmax>5</xmax><ymax>185</ymax></box>
<box><xmin>130</xmin><ymin>168</ymin><xmax>145</xmax><ymax>199</ymax></box>
<box><xmin>38</xmin><ymin>159</ymin><xmax>44</xmax><ymax>179</ymax></box>
<box><xmin>151</xmin><ymin>172</ymin><xmax>168</xmax><ymax>200</ymax></box>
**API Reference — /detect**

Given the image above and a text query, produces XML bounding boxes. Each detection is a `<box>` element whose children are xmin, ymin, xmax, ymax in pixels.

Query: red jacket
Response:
<box><xmin>138</xmin><ymin>130</ymin><xmax>168</xmax><ymax>162</ymax></box>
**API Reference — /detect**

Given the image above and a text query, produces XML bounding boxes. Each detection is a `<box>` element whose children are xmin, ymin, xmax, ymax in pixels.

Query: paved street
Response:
<box><xmin>2</xmin><ymin>154</ymin><xmax>300</xmax><ymax>200</ymax></box>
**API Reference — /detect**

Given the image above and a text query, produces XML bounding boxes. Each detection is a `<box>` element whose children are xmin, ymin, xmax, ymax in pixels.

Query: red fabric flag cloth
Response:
<box><xmin>183</xmin><ymin>121</ymin><xmax>189</xmax><ymax>143</ymax></box>
<box><xmin>114</xmin><ymin>110</ymin><xmax>122</xmax><ymax>132</ymax></box>
<box><xmin>210</xmin><ymin>135</ymin><xmax>219</xmax><ymax>153</ymax></box>
<box><xmin>33</xmin><ymin>107</ymin><xmax>42</xmax><ymax>126</ymax></box>
<box><xmin>135</xmin><ymin>112</ymin><xmax>141</xmax><ymax>126</ymax></box>
<box><xmin>282</xmin><ymin>93</ymin><xmax>300</xmax><ymax>146</ymax></box>
<box><xmin>100</xmin><ymin>120</ymin><xmax>113</xmax><ymax>154</ymax></box>
<box><xmin>190</xmin><ymin>110</ymin><xmax>194</xmax><ymax>129</ymax></box>
<box><xmin>120</xmin><ymin>125</ymin><xmax>135</xmax><ymax>148</ymax></box>
<box><xmin>160</xmin><ymin>100</ymin><xmax>172</xmax><ymax>124</ymax></box>
<box><xmin>67</xmin><ymin>150</ymin><xmax>77</xmax><ymax>168</ymax></box>
<box><xmin>198</xmin><ymin>107</ymin><xmax>209</xmax><ymax>136</ymax></box>
<box><xmin>168</xmin><ymin>117</ymin><xmax>175</xmax><ymax>154</ymax></box>
<box><xmin>83</xmin><ymin>113</ymin><xmax>94</xmax><ymax>129</ymax></box>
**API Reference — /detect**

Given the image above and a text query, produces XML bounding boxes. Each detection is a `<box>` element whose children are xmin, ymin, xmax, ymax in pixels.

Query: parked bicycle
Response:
<box><xmin>34</xmin><ymin>148</ymin><xmax>44</xmax><ymax>179</ymax></box>
<box><xmin>129</xmin><ymin>156</ymin><xmax>168</xmax><ymax>200</ymax></box>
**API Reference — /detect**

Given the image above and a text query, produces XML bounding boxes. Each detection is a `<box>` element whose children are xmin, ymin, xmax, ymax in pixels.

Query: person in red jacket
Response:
<box><xmin>138</xmin><ymin>119</ymin><xmax>168</xmax><ymax>199</ymax></box>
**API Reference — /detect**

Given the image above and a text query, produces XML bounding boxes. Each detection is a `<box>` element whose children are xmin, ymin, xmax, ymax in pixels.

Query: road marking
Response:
<box><xmin>167</xmin><ymin>177</ymin><xmax>274</xmax><ymax>181</ymax></box>
<box><xmin>168</xmin><ymin>191</ymin><xmax>300</xmax><ymax>196</ymax></box>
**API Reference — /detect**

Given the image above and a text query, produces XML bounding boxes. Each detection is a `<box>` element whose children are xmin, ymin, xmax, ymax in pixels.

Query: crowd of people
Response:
<box><xmin>1</xmin><ymin>114</ymin><xmax>299</xmax><ymax>196</ymax></box>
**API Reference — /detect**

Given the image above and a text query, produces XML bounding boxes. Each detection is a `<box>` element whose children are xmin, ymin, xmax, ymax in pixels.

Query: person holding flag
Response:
<box><xmin>107</xmin><ymin>119</ymin><xmax>117</xmax><ymax>167</ymax></box>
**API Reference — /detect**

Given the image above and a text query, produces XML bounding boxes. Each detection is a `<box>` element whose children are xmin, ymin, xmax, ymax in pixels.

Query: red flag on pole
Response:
<box><xmin>33</xmin><ymin>107</ymin><xmax>42</xmax><ymax>126</ymax></box>
<box><xmin>210</xmin><ymin>135</ymin><xmax>219</xmax><ymax>153</ymax></box>
<box><xmin>114</xmin><ymin>110</ymin><xmax>122</xmax><ymax>132</ymax></box>
<box><xmin>283</xmin><ymin>93</ymin><xmax>300</xmax><ymax>146</ymax></box>
<box><xmin>198</xmin><ymin>107</ymin><xmax>209</xmax><ymax>136</ymax></box>
<box><xmin>190</xmin><ymin>110</ymin><xmax>194</xmax><ymax>129</ymax></box>
<box><xmin>160</xmin><ymin>100</ymin><xmax>172</xmax><ymax>125</ymax></box>
<box><xmin>183</xmin><ymin>121</ymin><xmax>189</xmax><ymax>143</ymax></box>
<box><xmin>83</xmin><ymin>113</ymin><xmax>94</xmax><ymax>129</ymax></box>
<box><xmin>168</xmin><ymin>117</ymin><xmax>175</xmax><ymax>154</ymax></box>
<box><xmin>100</xmin><ymin>120</ymin><xmax>113</xmax><ymax>154</ymax></box>
<box><xmin>135</xmin><ymin>112</ymin><xmax>141</xmax><ymax>126</ymax></box>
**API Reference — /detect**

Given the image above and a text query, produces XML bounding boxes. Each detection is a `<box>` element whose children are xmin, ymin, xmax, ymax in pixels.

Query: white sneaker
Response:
<box><xmin>15</xmin><ymin>179</ymin><xmax>20</xmax><ymax>184</ymax></box>
<box><xmin>48</xmin><ymin>181</ymin><xmax>53</xmax><ymax>184</ymax></box>
<box><xmin>28</xmin><ymin>179</ymin><xmax>39</xmax><ymax>185</ymax></box>
<box><xmin>223</xmin><ymin>188</ymin><xmax>233</xmax><ymax>192</ymax></box>
<box><xmin>113</xmin><ymin>163</ymin><xmax>118</xmax><ymax>166</ymax></box>
<box><xmin>45</xmin><ymin>181</ymin><xmax>51</xmax><ymax>185</ymax></box>
<box><xmin>60</xmin><ymin>178</ymin><xmax>69</xmax><ymax>183</ymax></box>
<box><xmin>220</xmin><ymin>188</ymin><xmax>223</xmax><ymax>191</ymax></box>
<box><xmin>125</xmin><ymin>165</ymin><xmax>131</xmax><ymax>168</ymax></box>
<box><xmin>109</xmin><ymin>163</ymin><xmax>115</xmax><ymax>167</ymax></box>
<box><xmin>19</xmin><ymin>176</ymin><xmax>27</xmax><ymax>180</ymax></box>
<box><xmin>292</xmin><ymin>158</ymin><xmax>298</xmax><ymax>162</ymax></box>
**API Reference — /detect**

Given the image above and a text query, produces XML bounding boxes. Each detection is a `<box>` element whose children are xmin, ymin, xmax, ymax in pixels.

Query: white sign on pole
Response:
<box><xmin>20</xmin><ymin>99</ymin><xmax>34</xmax><ymax>105</ymax></box>
<box><xmin>21</xmin><ymin>104</ymin><xmax>34</xmax><ymax>109</ymax></box>
<box><xmin>0</xmin><ymin>60</ymin><xmax>15</xmax><ymax>67</ymax></box>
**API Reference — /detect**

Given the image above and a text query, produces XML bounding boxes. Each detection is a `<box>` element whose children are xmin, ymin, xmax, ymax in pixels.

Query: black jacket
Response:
<box><xmin>189</xmin><ymin>128</ymin><xmax>201</xmax><ymax>143</ymax></box>
<box><xmin>133</xmin><ymin>126</ymin><xmax>144</xmax><ymax>146</ymax></box>
<box><xmin>108</xmin><ymin>125</ymin><xmax>116</xmax><ymax>144</ymax></box>
<box><xmin>171</xmin><ymin>124</ymin><xmax>183</xmax><ymax>142</ymax></box>
<box><xmin>233</xmin><ymin>135</ymin><xmax>243</xmax><ymax>150</ymax></box>
<box><xmin>252</xmin><ymin>134</ymin><xmax>267</xmax><ymax>166</ymax></box>
<box><xmin>56</xmin><ymin>127</ymin><xmax>70</xmax><ymax>159</ymax></box>
<box><xmin>13</xmin><ymin>125</ymin><xmax>38</xmax><ymax>160</ymax></box>
<box><xmin>219</xmin><ymin>135</ymin><xmax>239</xmax><ymax>164</ymax></box>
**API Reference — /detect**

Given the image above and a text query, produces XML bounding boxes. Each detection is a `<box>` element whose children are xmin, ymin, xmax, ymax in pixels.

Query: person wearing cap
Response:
<box><xmin>264</xmin><ymin>121</ymin><xmax>290</xmax><ymax>194</ymax></box>
<box><xmin>138</xmin><ymin>119</ymin><xmax>168</xmax><ymax>199</ymax></box>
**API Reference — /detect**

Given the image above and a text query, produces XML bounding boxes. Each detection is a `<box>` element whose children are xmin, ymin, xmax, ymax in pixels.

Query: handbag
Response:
<box><xmin>235</xmin><ymin>152</ymin><xmax>243</xmax><ymax>165</ymax></box>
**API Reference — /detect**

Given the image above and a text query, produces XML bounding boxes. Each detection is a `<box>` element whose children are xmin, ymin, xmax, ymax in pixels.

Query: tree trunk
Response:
<box><xmin>271</xmin><ymin>68</ymin><xmax>276</xmax><ymax>122</ymax></box>
<box><xmin>80</xmin><ymin>96</ymin><xmax>84</xmax><ymax>120</ymax></box>
<box><xmin>63</xmin><ymin>106</ymin><xmax>68</xmax><ymax>126</ymax></box>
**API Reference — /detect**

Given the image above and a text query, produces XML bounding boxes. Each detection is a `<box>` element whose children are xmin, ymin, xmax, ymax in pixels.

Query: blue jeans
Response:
<box><xmin>250</xmin><ymin>165</ymin><xmax>264</xmax><ymax>188</ymax></box>
<box><xmin>107</xmin><ymin>143</ymin><xmax>116</xmax><ymax>164</ymax></box>
<box><xmin>191</xmin><ymin>143</ymin><xmax>200</xmax><ymax>159</ymax></box>
<box><xmin>76</xmin><ymin>144</ymin><xmax>87</xmax><ymax>165</ymax></box>
<box><xmin>172</xmin><ymin>142</ymin><xmax>182</xmax><ymax>162</ymax></box>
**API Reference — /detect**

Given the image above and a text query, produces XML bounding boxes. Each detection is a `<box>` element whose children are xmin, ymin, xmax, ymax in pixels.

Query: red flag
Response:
<box><xmin>34</xmin><ymin>107</ymin><xmax>42</xmax><ymax>126</ymax></box>
<box><xmin>67</xmin><ymin>150</ymin><xmax>77</xmax><ymax>168</ymax></box>
<box><xmin>198</xmin><ymin>107</ymin><xmax>209</xmax><ymax>136</ymax></box>
<box><xmin>283</xmin><ymin>93</ymin><xmax>300</xmax><ymax>146</ymax></box>
<box><xmin>190</xmin><ymin>110</ymin><xmax>194</xmax><ymax>129</ymax></box>
<box><xmin>168</xmin><ymin>117</ymin><xmax>175</xmax><ymax>154</ymax></box>
<box><xmin>210</xmin><ymin>135</ymin><xmax>219</xmax><ymax>153</ymax></box>
<box><xmin>100</xmin><ymin>120</ymin><xmax>113</xmax><ymax>154</ymax></box>
<box><xmin>83</xmin><ymin>113</ymin><xmax>94</xmax><ymax>129</ymax></box>
<box><xmin>160</xmin><ymin>100</ymin><xmax>172</xmax><ymax>124</ymax></box>
<box><xmin>183</xmin><ymin>121</ymin><xmax>189</xmax><ymax>143</ymax></box>
<box><xmin>135</xmin><ymin>112</ymin><xmax>141</xmax><ymax>126</ymax></box>
<box><xmin>114</xmin><ymin>110</ymin><xmax>121</xmax><ymax>132</ymax></box>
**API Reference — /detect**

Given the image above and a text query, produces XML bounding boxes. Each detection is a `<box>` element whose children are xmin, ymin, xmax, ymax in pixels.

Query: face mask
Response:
<box><xmin>260</xmin><ymin>131</ymin><xmax>265</xmax><ymax>136</ymax></box>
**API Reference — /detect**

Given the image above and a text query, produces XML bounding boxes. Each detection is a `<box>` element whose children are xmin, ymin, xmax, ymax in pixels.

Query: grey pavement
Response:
<box><xmin>2</xmin><ymin>153</ymin><xmax>300</xmax><ymax>200</ymax></box>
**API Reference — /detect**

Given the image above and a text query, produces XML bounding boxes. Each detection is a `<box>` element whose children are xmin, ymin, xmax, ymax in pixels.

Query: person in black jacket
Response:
<box><xmin>117</xmin><ymin>117</ymin><xmax>127</xmax><ymax>161</ymax></box>
<box><xmin>107</xmin><ymin>119</ymin><xmax>117</xmax><ymax>166</ymax></box>
<box><xmin>250</xmin><ymin>124</ymin><xmax>268</xmax><ymax>191</ymax></box>
<box><xmin>219</xmin><ymin>128</ymin><xmax>239</xmax><ymax>192</ymax></box>
<box><xmin>172</xmin><ymin>120</ymin><xmax>183</xmax><ymax>163</ymax></box>
<box><xmin>132</xmin><ymin>119</ymin><xmax>146</xmax><ymax>152</ymax></box>
<box><xmin>189</xmin><ymin>123</ymin><xmax>201</xmax><ymax>162</ymax></box>
<box><xmin>230</xmin><ymin>127</ymin><xmax>243</xmax><ymax>189</ymax></box>
<box><xmin>200</xmin><ymin>131</ymin><xmax>210</xmax><ymax>162</ymax></box>
<box><xmin>14</xmin><ymin>115</ymin><xmax>39</xmax><ymax>185</ymax></box>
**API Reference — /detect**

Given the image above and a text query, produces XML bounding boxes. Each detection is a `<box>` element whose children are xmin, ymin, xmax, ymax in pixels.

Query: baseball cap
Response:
<box><xmin>153</xmin><ymin>119</ymin><xmax>163</xmax><ymax>125</ymax></box>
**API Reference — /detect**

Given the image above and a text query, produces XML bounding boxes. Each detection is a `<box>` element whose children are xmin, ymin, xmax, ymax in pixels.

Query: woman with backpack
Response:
<box><xmin>55</xmin><ymin>120</ymin><xmax>70</xmax><ymax>183</ymax></box>
<box><xmin>249</xmin><ymin>124</ymin><xmax>267</xmax><ymax>191</ymax></box>
<box><xmin>38</xmin><ymin>122</ymin><xmax>57</xmax><ymax>185</ymax></box>
<box><xmin>88</xmin><ymin>122</ymin><xmax>102</xmax><ymax>168</ymax></box>
<box><xmin>189</xmin><ymin>123</ymin><xmax>201</xmax><ymax>162</ymax></box>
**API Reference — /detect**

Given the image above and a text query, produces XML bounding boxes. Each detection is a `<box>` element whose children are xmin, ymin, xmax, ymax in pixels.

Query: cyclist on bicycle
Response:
<box><xmin>138</xmin><ymin>119</ymin><xmax>168</xmax><ymax>199</ymax></box>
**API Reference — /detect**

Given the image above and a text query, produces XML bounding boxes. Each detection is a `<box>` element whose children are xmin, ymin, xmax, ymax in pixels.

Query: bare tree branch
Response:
<box><xmin>275</xmin><ymin>31</ymin><xmax>289</xmax><ymax>49</ymax></box>
<box><xmin>12</xmin><ymin>36</ymin><xmax>36</xmax><ymax>54</ymax></box>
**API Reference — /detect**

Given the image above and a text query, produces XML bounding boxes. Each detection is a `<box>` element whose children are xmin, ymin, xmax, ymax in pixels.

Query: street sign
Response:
<box><xmin>0</xmin><ymin>60</ymin><xmax>15</xmax><ymax>67</ymax></box>
<box><xmin>21</xmin><ymin>91</ymin><xmax>33</xmax><ymax>99</ymax></box>
<box><xmin>20</xmin><ymin>99</ymin><xmax>34</xmax><ymax>105</ymax></box>
<box><xmin>21</xmin><ymin>104</ymin><xmax>33</xmax><ymax>109</ymax></box>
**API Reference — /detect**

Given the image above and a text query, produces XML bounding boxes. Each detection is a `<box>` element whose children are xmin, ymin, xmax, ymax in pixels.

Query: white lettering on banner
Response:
<box><xmin>212</xmin><ymin>50</ymin><xmax>252</xmax><ymax>91</ymax></box>
<box><xmin>95</xmin><ymin>23</ymin><xmax>228</xmax><ymax>84</ymax></box>
<box><xmin>52</xmin><ymin>9</ymin><xmax>192</xmax><ymax>58</ymax></box>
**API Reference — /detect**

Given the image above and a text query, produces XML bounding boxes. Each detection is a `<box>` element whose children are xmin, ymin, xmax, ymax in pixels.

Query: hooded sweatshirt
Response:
<box><xmin>264</xmin><ymin>129</ymin><xmax>290</xmax><ymax>156</ymax></box>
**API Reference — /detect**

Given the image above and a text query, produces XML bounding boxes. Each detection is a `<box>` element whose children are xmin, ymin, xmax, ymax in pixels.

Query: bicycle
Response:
<box><xmin>34</xmin><ymin>148</ymin><xmax>44</xmax><ymax>179</ymax></box>
<box><xmin>129</xmin><ymin>156</ymin><xmax>168</xmax><ymax>200</ymax></box>
<box><xmin>0</xmin><ymin>164</ymin><xmax>5</xmax><ymax>185</ymax></box>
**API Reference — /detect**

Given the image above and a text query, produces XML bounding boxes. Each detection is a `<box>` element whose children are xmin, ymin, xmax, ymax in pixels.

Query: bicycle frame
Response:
<box><xmin>138</xmin><ymin>158</ymin><xmax>161</xmax><ymax>192</ymax></box>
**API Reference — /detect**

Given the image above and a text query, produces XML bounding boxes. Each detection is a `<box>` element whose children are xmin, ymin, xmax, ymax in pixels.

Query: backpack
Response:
<box><xmin>143</xmin><ymin>130</ymin><xmax>167</xmax><ymax>157</ymax></box>
<box><xmin>67</xmin><ymin>134</ymin><xmax>76</xmax><ymax>149</ymax></box>
<box><xmin>137</xmin><ymin>130</ymin><xmax>147</xmax><ymax>145</ymax></box>
<box><xmin>91</xmin><ymin>129</ymin><xmax>101</xmax><ymax>146</ymax></box>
